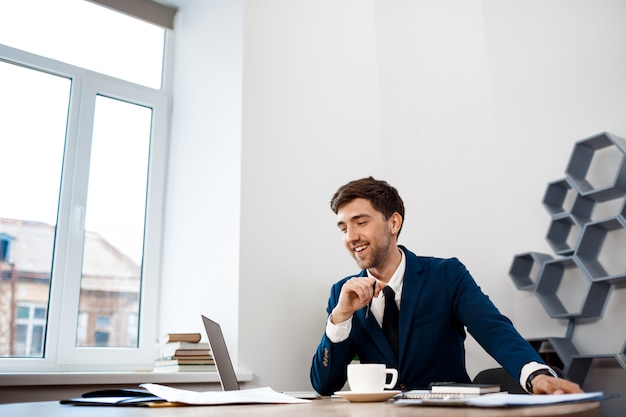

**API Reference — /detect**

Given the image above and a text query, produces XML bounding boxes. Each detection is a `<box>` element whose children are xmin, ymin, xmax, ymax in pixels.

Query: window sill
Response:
<box><xmin>0</xmin><ymin>370</ymin><xmax>254</xmax><ymax>387</ymax></box>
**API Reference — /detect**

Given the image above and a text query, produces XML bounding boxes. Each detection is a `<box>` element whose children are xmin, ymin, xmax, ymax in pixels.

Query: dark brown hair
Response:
<box><xmin>330</xmin><ymin>177</ymin><xmax>405</xmax><ymax>235</ymax></box>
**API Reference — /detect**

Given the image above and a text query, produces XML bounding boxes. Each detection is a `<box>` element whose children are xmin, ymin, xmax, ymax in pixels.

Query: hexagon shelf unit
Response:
<box><xmin>565</xmin><ymin>132</ymin><xmax>626</xmax><ymax>201</ymax></box>
<box><xmin>509</xmin><ymin>131</ymin><xmax>626</xmax><ymax>386</ymax></box>
<box><xmin>567</xmin><ymin>339</ymin><xmax>626</xmax><ymax>387</ymax></box>
<box><xmin>621</xmin><ymin>197</ymin><xmax>626</xmax><ymax>223</ymax></box>
<box><xmin>576</xmin><ymin>217</ymin><xmax>626</xmax><ymax>285</ymax></box>
<box><xmin>545</xmin><ymin>213</ymin><xmax>580</xmax><ymax>256</ymax></box>
<box><xmin>542</xmin><ymin>177</ymin><xmax>595</xmax><ymax>256</ymax></box>
<box><xmin>509</xmin><ymin>252</ymin><xmax>553</xmax><ymax>291</ymax></box>
<box><xmin>534</xmin><ymin>257</ymin><xmax>611</xmax><ymax>319</ymax></box>
<box><xmin>542</xmin><ymin>178</ymin><xmax>578</xmax><ymax>216</ymax></box>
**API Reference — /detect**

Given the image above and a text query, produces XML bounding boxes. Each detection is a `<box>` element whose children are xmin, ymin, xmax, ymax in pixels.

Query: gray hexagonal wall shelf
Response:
<box><xmin>620</xmin><ymin>197</ymin><xmax>626</xmax><ymax>224</ymax></box>
<box><xmin>576</xmin><ymin>217</ymin><xmax>626</xmax><ymax>284</ymax></box>
<box><xmin>542</xmin><ymin>178</ymin><xmax>577</xmax><ymax>216</ymax></box>
<box><xmin>567</xmin><ymin>350</ymin><xmax>626</xmax><ymax>389</ymax></box>
<box><xmin>567</xmin><ymin>354</ymin><xmax>615</xmax><ymax>386</ymax></box>
<box><xmin>545</xmin><ymin>213</ymin><xmax>580</xmax><ymax>256</ymax></box>
<box><xmin>527</xmin><ymin>337</ymin><xmax>579</xmax><ymax>374</ymax></box>
<box><xmin>535</xmin><ymin>257</ymin><xmax>611</xmax><ymax>319</ymax></box>
<box><xmin>510</xmin><ymin>132</ymin><xmax>626</xmax><ymax>387</ymax></box>
<box><xmin>543</xmin><ymin>178</ymin><xmax>595</xmax><ymax>227</ymax></box>
<box><xmin>565</xmin><ymin>132</ymin><xmax>626</xmax><ymax>201</ymax></box>
<box><xmin>509</xmin><ymin>252</ymin><xmax>553</xmax><ymax>291</ymax></box>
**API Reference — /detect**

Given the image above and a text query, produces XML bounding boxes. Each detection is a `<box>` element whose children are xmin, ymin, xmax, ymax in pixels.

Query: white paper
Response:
<box><xmin>140</xmin><ymin>383</ymin><xmax>311</xmax><ymax>405</ymax></box>
<box><xmin>395</xmin><ymin>391</ymin><xmax>605</xmax><ymax>408</ymax></box>
<box><xmin>465</xmin><ymin>391</ymin><xmax>605</xmax><ymax>407</ymax></box>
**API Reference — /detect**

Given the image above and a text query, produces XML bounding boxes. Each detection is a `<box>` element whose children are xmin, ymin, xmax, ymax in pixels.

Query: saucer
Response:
<box><xmin>334</xmin><ymin>390</ymin><xmax>401</xmax><ymax>402</ymax></box>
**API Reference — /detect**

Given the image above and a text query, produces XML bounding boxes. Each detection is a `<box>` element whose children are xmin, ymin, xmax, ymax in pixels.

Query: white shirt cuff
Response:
<box><xmin>520</xmin><ymin>361</ymin><xmax>557</xmax><ymax>393</ymax></box>
<box><xmin>325</xmin><ymin>315</ymin><xmax>352</xmax><ymax>343</ymax></box>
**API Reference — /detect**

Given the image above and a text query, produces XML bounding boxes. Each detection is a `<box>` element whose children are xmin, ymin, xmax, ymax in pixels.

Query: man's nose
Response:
<box><xmin>345</xmin><ymin>226</ymin><xmax>359</xmax><ymax>242</ymax></box>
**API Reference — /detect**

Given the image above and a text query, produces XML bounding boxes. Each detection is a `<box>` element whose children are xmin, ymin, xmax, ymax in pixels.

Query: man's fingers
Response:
<box><xmin>345</xmin><ymin>277</ymin><xmax>378</xmax><ymax>302</ymax></box>
<box><xmin>532</xmin><ymin>375</ymin><xmax>583</xmax><ymax>394</ymax></box>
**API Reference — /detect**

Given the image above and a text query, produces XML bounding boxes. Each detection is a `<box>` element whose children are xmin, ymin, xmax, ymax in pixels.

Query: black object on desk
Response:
<box><xmin>60</xmin><ymin>388</ymin><xmax>167</xmax><ymax>407</ymax></box>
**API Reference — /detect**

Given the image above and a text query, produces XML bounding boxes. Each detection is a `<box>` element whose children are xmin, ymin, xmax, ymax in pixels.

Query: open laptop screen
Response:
<box><xmin>201</xmin><ymin>315</ymin><xmax>240</xmax><ymax>391</ymax></box>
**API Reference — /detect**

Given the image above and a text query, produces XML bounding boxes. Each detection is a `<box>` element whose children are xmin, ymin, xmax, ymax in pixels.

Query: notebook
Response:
<box><xmin>201</xmin><ymin>315</ymin><xmax>240</xmax><ymax>391</ymax></box>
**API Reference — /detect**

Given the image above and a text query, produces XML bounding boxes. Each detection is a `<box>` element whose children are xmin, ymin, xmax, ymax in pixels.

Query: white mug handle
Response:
<box><xmin>384</xmin><ymin>368</ymin><xmax>398</xmax><ymax>389</ymax></box>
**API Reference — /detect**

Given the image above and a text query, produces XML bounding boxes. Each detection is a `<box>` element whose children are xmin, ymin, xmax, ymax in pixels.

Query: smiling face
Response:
<box><xmin>336</xmin><ymin>198</ymin><xmax>401</xmax><ymax>275</ymax></box>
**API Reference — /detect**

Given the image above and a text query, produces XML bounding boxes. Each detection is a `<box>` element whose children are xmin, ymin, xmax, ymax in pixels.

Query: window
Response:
<box><xmin>0</xmin><ymin>0</ymin><xmax>170</xmax><ymax>371</ymax></box>
<box><xmin>14</xmin><ymin>304</ymin><xmax>47</xmax><ymax>357</ymax></box>
<box><xmin>0</xmin><ymin>0</ymin><xmax>165</xmax><ymax>89</ymax></box>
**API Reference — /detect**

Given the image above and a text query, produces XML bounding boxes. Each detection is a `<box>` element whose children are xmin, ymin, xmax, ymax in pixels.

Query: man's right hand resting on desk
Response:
<box><xmin>529</xmin><ymin>373</ymin><xmax>583</xmax><ymax>395</ymax></box>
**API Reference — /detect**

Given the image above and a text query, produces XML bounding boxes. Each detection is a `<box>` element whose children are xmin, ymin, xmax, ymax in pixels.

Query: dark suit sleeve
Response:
<box><xmin>448</xmin><ymin>258</ymin><xmax>544</xmax><ymax>381</ymax></box>
<box><xmin>310</xmin><ymin>279</ymin><xmax>356</xmax><ymax>396</ymax></box>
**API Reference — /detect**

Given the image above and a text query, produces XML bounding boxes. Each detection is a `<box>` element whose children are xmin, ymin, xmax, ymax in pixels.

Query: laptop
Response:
<box><xmin>201</xmin><ymin>315</ymin><xmax>240</xmax><ymax>391</ymax></box>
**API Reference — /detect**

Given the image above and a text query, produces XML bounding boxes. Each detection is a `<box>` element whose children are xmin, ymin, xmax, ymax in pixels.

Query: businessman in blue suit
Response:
<box><xmin>310</xmin><ymin>177</ymin><xmax>582</xmax><ymax>396</ymax></box>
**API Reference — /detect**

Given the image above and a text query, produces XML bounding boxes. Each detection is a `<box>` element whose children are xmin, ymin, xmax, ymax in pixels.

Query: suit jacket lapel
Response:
<box><xmin>355</xmin><ymin>271</ymin><xmax>397</xmax><ymax>363</ymax></box>
<box><xmin>397</xmin><ymin>247</ymin><xmax>426</xmax><ymax>361</ymax></box>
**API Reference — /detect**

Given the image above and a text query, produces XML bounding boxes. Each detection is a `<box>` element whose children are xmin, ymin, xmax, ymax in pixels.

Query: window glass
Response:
<box><xmin>16</xmin><ymin>306</ymin><xmax>30</xmax><ymax>320</ymax></box>
<box><xmin>14</xmin><ymin>325</ymin><xmax>28</xmax><ymax>356</ymax></box>
<box><xmin>0</xmin><ymin>62</ymin><xmax>69</xmax><ymax>358</ymax></box>
<box><xmin>13</xmin><ymin>304</ymin><xmax>47</xmax><ymax>357</ymax></box>
<box><xmin>76</xmin><ymin>95</ymin><xmax>151</xmax><ymax>348</ymax></box>
<box><xmin>0</xmin><ymin>0</ymin><xmax>165</xmax><ymax>89</ymax></box>
<box><xmin>34</xmin><ymin>307</ymin><xmax>47</xmax><ymax>320</ymax></box>
<box><xmin>31</xmin><ymin>325</ymin><xmax>45</xmax><ymax>356</ymax></box>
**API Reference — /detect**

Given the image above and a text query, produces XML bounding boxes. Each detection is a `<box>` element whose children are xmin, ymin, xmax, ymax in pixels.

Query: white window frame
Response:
<box><xmin>0</xmin><ymin>42</ymin><xmax>169</xmax><ymax>372</ymax></box>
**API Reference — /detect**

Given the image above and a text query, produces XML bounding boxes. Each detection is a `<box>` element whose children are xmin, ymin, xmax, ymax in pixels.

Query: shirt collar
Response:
<box><xmin>367</xmin><ymin>247</ymin><xmax>406</xmax><ymax>296</ymax></box>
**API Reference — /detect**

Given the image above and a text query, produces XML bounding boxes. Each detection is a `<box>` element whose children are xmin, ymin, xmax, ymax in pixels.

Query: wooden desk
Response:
<box><xmin>0</xmin><ymin>397</ymin><xmax>601</xmax><ymax>417</ymax></box>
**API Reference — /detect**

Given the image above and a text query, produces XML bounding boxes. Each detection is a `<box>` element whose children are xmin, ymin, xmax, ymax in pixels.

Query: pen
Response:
<box><xmin>365</xmin><ymin>280</ymin><xmax>376</xmax><ymax>319</ymax></box>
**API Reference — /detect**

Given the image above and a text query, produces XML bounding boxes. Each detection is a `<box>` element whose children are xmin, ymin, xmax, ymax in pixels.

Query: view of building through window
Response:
<box><xmin>0</xmin><ymin>63</ymin><xmax>68</xmax><ymax>357</ymax></box>
<box><xmin>77</xmin><ymin>95</ymin><xmax>151</xmax><ymax>348</ymax></box>
<box><xmin>0</xmin><ymin>0</ymin><xmax>166</xmax><ymax>359</ymax></box>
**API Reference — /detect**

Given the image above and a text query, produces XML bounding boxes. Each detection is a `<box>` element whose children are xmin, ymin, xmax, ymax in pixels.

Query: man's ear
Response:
<box><xmin>390</xmin><ymin>212</ymin><xmax>403</xmax><ymax>235</ymax></box>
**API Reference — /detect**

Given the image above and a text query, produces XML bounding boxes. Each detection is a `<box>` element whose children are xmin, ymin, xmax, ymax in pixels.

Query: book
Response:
<box><xmin>155</xmin><ymin>358</ymin><xmax>215</xmax><ymax>366</ymax></box>
<box><xmin>161</xmin><ymin>333</ymin><xmax>202</xmax><ymax>343</ymax></box>
<box><xmin>159</xmin><ymin>341</ymin><xmax>210</xmax><ymax>350</ymax></box>
<box><xmin>153</xmin><ymin>364</ymin><xmax>217</xmax><ymax>373</ymax></box>
<box><xmin>157</xmin><ymin>350</ymin><xmax>213</xmax><ymax>360</ymax></box>
<box><xmin>161</xmin><ymin>350</ymin><xmax>211</xmax><ymax>357</ymax></box>
<box><xmin>158</xmin><ymin>342</ymin><xmax>211</xmax><ymax>359</ymax></box>
<box><xmin>159</xmin><ymin>353</ymin><xmax>212</xmax><ymax>360</ymax></box>
<box><xmin>430</xmin><ymin>383</ymin><xmax>501</xmax><ymax>395</ymax></box>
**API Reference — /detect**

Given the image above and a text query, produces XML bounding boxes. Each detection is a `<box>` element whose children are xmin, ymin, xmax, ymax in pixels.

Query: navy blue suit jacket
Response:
<box><xmin>310</xmin><ymin>246</ymin><xmax>544</xmax><ymax>395</ymax></box>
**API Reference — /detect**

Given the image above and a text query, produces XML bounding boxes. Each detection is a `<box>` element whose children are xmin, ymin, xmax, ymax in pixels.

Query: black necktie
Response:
<box><xmin>382</xmin><ymin>285</ymin><xmax>399</xmax><ymax>357</ymax></box>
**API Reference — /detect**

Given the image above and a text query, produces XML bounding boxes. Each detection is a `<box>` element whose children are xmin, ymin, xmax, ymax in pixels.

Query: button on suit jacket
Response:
<box><xmin>310</xmin><ymin>246</ymin><xmax>544</xmax><ymax>396</ymax></box>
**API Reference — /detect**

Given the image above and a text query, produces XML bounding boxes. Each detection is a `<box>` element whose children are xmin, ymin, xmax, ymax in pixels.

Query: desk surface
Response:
<box><xmin>0</xmin><ymin>398</ymin><xmax>601</xmax><ymax>417</ymax></box>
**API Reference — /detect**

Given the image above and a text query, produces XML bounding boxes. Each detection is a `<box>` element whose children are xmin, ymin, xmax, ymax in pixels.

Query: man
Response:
<box><xmin>310</xmin><ymin>177</ymin><xmax>582</xmax><ymax>396</ymax></box>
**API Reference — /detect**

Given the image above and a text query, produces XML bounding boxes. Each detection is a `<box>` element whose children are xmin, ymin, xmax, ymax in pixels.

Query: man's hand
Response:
<box><xmin>330</xmin><ymin>277</ymin><xmax>385</xmax><ymax>324</ymax></box>
<box><xmin>531</xmin><ymin>374</ymin><xmax>583</xmax><ymax>394</ymax></box>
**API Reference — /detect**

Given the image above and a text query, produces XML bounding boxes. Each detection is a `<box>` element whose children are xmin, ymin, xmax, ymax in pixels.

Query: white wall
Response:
<box><xmin>162</xmin><ymin>1</ymin><xmax>626</xmax><ymax>409</ymax></box>
<box><xmin>159</xmin><ymin>0</ymin><xmax>243</xmax><ymax>363</ymax></box>
<box><xmin>237</xmin><ymin>0</ymin><xmax>383</xmax><ymax>391</ymax></box>
<box><xmin>483</xmin><ymin>0</ymin><xmax>626</xmax><ymax>342</ymax></box>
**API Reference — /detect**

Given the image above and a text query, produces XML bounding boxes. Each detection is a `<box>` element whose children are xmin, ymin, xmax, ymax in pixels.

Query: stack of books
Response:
<box><xmin>154</xmin><ymin>333</ymin><xmax>215</xmax><ymax>372</ymax></box>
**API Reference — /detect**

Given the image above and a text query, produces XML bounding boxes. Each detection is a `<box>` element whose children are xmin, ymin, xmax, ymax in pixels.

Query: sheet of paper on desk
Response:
<box><xmin>140</xmin><ymin>383</ymin><xmax>311</xmax><ymax>405</ymax></box>
<box><xmin>465</xmin><ymin>391</ymin><xmax>606</xmax><ymax>407</ymax></box>
<box><xmin>395</xmin><ymin>391</ymin><xmax>607</xmax><ymax>407</ymax></box>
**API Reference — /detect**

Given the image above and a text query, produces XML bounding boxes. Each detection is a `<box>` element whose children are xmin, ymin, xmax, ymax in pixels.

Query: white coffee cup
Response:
<box><xmin>347</xmin><ymin>363</ymin><xmax>399</xmax><ymax>392</ymax></box>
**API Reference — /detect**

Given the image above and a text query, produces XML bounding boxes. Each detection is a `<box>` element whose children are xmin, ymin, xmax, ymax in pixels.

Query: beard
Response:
<box><xmin>352</xmin><ymin>228</ymin><xmax>392</xmax><ymax>270</ymax></box>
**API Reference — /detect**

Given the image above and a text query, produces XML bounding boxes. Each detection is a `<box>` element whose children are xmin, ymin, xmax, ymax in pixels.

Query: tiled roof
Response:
<box><xmin>0</xmin><ymin>218</ymin><xmax>140</xmax><ymax>279</ymax></box>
